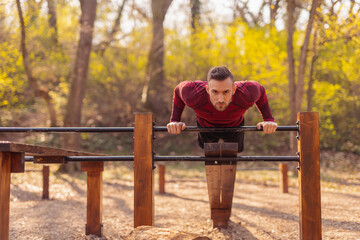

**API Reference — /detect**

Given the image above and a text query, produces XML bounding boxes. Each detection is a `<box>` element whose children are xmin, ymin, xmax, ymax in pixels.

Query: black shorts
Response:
<box><xmin>197</xmin><ymin>118</ymin><xmax>245</xmax><ymax>152</ymax></box>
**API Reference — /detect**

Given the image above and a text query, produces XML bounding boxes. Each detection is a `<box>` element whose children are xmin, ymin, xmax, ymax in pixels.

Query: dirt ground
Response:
<box><xmin>8</xmin><ymin>155</ymin><xmax>360</xmax><ymax>240</ymax></box>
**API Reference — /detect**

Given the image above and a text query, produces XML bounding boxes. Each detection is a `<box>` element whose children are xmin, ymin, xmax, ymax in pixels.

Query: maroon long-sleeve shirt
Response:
<box><xmin>170</xmin><ymin>80</ymin><xmax>274</xmax><ymax>127</ymax></box>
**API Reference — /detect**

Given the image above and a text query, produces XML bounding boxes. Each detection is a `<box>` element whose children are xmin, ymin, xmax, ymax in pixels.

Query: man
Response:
<box><xmin>167</xmin><ymin>66</ymin><xmax>277</xmax><ymax>152</ymax></box>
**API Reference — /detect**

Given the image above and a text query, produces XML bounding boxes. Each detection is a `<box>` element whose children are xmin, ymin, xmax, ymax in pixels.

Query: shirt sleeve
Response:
<box><xmin>255</xmin><ymin>83</ymin><xmax>275</xmax><ymax>122</ymax></box>
<box><xmin>170</xmin><ymin>82</ymin><xmax>187</xmax><ymax>122</ymax></box>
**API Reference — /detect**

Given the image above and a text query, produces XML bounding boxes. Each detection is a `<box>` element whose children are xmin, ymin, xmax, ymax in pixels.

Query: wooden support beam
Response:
<box><xmin>158</xmin><ymin>164</ymin><xmax>165</xmax><ymax>194</ymax></box>
<box><xmin>298</xmin><ymin>112</ymin><xmax>322</xmax><ymax>240</ymax></box>
<box><xmin>205</xmin><ymin>143</ymin><xmax>237</xmax><ymax>228</ymax></box>
<box><xmin>10</xmin><ymin>152</ymin><xmax>25</xmax><ymax>173</ymax></box>
<box><xmin>42</xmin><ymin>166</ymin><xmax>50</xmax><ymax>199</ymax></box>
<box><xmin>134</xmin><ymin>113</ymin><xmax>154</xmax><ymax>227</ymax></box>
<box><xmin>0</xmin><ymin>152</ymin><xmax>11</xmax><ymax>240</ymax></box>
<box><xmin>279</xmin><ymin>163</ymin><xmax>288</xmax><ymax>193</ymax></box>
<box><xmin>81</xmin><ymin>161</ymin><xmax>104</xmax><ymax>237</ymax></box>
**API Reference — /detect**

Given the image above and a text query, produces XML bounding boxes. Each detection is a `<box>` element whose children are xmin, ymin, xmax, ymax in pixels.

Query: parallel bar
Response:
<box><xmin>0</xmin><ymin>126</ymin><xmax>298</xmax><ymax>133</ymax></box>
<box><xmin>26</xmin><ymin>156</ymin><xmax>299</xmax><ymax>162</ymax></box>
<box><xmin>0</xmin><ymin>127</ymin><xmax>134</xmax><ymax>133</ymax></box>
<box><xmin>154</xmin><ymin>156</ymin><xmax>299</xmax><ymax>162</ymax></box>
<box><xmin>155</xmin><ymin>126</ymin><xmax>298</xmax><ymax>132</ymax></box>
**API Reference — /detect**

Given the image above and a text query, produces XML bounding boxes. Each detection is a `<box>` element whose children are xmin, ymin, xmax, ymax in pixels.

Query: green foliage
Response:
<box><xmin>0</xmin><ymin>0</ymin><xmax>359</xmax><ymax>155</ymax></box>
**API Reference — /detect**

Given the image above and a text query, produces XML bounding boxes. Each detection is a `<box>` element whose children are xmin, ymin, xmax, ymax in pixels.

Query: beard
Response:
<box><xmin>210</xmin><ymin>99</ymin><xmax>231</xmax><ymax>111</ymax></box>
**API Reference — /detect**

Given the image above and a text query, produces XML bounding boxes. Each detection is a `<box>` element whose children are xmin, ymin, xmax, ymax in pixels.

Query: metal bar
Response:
<box><xmin>25</xmin><ymin>156</ymin><xmax>135</xmax><ymax>162</ymax></box>
<box><xmin>0</xmin><ymin>127</ymin><xmax>134</xmax><ymax>133</ymax></box>
<box><xmin>0</xmin><ymin>125</ymin><xmax>298</xmax><ymax>133</ymax></box>
<box><xmin>25</xmin><ymin>155</ymin><xmax>299</xmax><ymax>162</ymax></box>
<box><xmin>154</xmin><ymin>156</ymin><xmax>299</xmax><ymax>162</ymax></box>
<box><xmin>154</xmin><ymin>126</ymin><xmax>299</xmax><ymax>132</ymax></box>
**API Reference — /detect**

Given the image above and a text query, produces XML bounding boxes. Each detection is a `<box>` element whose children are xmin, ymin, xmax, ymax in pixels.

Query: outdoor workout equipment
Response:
<box><xmin>0</xmin><ymin>112</ymin><xmax>322</xmax><ymax>240</ymax></box>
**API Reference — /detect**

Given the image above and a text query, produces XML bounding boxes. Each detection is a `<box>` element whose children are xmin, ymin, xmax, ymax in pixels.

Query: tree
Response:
<box><xmin>190</xmin><ymin>0</ymin><xmax>201</xmax><ymax>30</ymax></box>
<box><xmin>143</xmin><ymin>0</ymin><xmax>173</xmax><ymax>119</ymax></box>
<box><xmin>61</xmin><ymin>0</ymin><xmax>97</xmax><ymax>172</ymax></box>
<box><xmin>46</xmin><ymin>0</ymin><xmax>58</xmax><ymax>45</ymax></box>
<box><xmin>16</xmin><ymin>0</ymin><xmax>58</xmax><ymax>127</ymax></box>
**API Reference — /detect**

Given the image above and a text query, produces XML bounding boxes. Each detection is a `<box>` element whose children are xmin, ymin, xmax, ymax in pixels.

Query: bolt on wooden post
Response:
<box><xmin>297</xmin><ymin>112</ymin><xmax>322</xmax><ymax>240</ymax></box>
<box><xmin>134</xmin><ymin>113</ymin><xmax>154</xmax><ymax>227</ymax></box>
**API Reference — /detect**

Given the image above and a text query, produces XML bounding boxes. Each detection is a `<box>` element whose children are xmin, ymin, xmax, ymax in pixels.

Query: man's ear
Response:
<box><xmin>206</xmin><ymin>85</ymin><xmax>209</xmax><ymax>94</ymax></box>
<box><xmin>232</xmin><ymin>85</ymin><xmax>237</xmax><ymax>95</ymax></box>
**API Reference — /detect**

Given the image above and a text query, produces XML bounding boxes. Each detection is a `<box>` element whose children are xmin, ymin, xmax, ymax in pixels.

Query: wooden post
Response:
<box><xmin>298</xmin><ymin>112</ymin><xmax>322</xmax><ymax>240</ymax></box>
<box><xmin>158</xmin><ymin>164</ymin><xmax>165</xmax><ymax>194</ymax></box>
<box><xmin>205</xmin><ymin>143</ymin><xmax>237</xmax><ymax>228</ymax></box>
<box><xmin>81</xmin><ymin>161</ymin><xmax>104</xmax><ymax>237</ymax></box>
<box><xmin>134</xmin><ymin>113</ymin><xmax>154</xmax><ymax>227</ymax></box>
<box><xmin>42</xmin><ymin>166</ymin><xmax>50</xmax><ymax>199</ymax></box>
<box><xmin>0</xmin><ymin>152</ymin><xmax>11</xmax><ymax>240</ymax></box>
<box><xmin>279</xmin><ymin>163</ymin><xmax>288</xmax><ymax>193</ymax></box>
<box><xmin>0</xmin><ymin>152</ymin><xmax>24</xmax><ymax>240</ymax></box>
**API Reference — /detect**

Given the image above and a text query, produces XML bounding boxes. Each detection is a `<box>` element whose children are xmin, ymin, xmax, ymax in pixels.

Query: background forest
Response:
<box><xmin>0</xmin><ymin>0</ymin><xmax>359</xmax><ymax>159</ymax></box>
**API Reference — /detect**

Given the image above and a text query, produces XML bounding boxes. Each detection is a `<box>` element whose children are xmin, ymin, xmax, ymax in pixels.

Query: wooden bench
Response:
<box><xmin>0</xmin><ymin>141</ymin><xmax>105</xmax><ymax>240</ymax></box>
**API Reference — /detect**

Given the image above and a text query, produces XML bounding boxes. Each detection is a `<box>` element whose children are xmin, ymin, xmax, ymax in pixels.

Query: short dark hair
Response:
<box><xmin>207</xmin><ymin>66</ymin><xmax>234</xmax><ymax>82</ymax></box>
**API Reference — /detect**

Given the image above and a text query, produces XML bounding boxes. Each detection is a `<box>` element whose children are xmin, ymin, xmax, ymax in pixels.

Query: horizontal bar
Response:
<box><xmin>154</xmin><ymin>156</ymin><xmax>299</xmax><ymax>162</ymax></box>
<box><xmin>25</xmin><ymin>156</ymin><xmax>134</xmax><ymax>162</ymax></box>
<box><xmin>0</xmin><ymin>125</ymin><xmax>298</xmax><ymax>133</ymax></box>
<box><xmin>154</xmin><ymin>126</ymin><xmax>299</xmax><ymax>132</ymax></box>
<box><xmin>0</xmin><ymin>127</ymin><xmax>134</xmax><ymax>133</ymax></box>
<box><xmin>25</xmin><ymin>155</ymin><xmax>299</xmax><ymax>162</ymax></box>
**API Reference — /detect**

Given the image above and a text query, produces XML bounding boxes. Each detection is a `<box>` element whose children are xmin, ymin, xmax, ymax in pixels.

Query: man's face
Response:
<box><xmin>206</xmin><ymin>77</ymin><xmax>236</xmax><ymax>111</ymax></box>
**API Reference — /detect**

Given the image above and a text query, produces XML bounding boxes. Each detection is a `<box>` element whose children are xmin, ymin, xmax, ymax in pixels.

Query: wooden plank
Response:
<box><xmin>298</xmin><ymin>112</ymin><xmax>322</xmax><ymax>240</ymax></box>
<box><xmin>158</xmin><ymin>164</ymin><xmax>165</xmax><ymax>194</ymax></box>
<box><xmin>134</xmin><ymin>113</ymin><xmax>154</xmax><ymax>227</ymax></box>
<box><xmin>205</xmin><ymin>165</ymin><xmax>221</xmax><ymax>209</ymax></box>
<box><xmin>0</xmin><ymin>141</ymin><xmax>104</xmax><ymax>156</ymax></box>
<box><xmin>85</xmin><ymin>171</ymin><xmax>103</xmax><ymax>237</ymax></box>
<box><xmin>205</xmin><ymin>143</ymin><xmax>221</xmax><ymax>209</ymax></box>
<box><xmin>205</xmin><ymin>143</ymin><xmax>237</xmax><ymax>228</ymax></box>
<box><xmin>279</xmin><ymin>163</ymin><xmax>288</xmax><ymax>193</ymax></box>
<box><xmin>81</xmin><ymin>161</ymin><xmax>104</xmax><ymax>172</ymax></box>
<box><xmin>42</xmin><ymin>166</ymin><xmax>50</xmax><ymax>199</ymax></box>
<box><xmin>10</xmin><ymin>152</ymin><xmax>25</xmax><ymax>173</ymax></box>
<box><xmin>0</xmin><ymin>152</ymin><xmax>11</xmax><ymax>240</ymax></box>
<box><xmin>220</xmin><ymin>164</ymin><xmax>237</xmax><ymax>210</ymax></box>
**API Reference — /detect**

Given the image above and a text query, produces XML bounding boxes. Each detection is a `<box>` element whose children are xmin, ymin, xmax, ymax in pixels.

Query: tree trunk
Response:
<box><xmin>143</xmin><ymin>0</ymin><xmax>173</xmax><ymax>118</ymax></box>
<box><xmin>60</xmin><ymin>0</ymin><xmax>97</xmax><ymax>172</ymax></box>
<box><xmin>190</xmin><ymin>0</ymin><xmax>200</xmax><ymax>31</ymax></box>
<box><xmin>287</xmin><ymin>0</ymin><xmax>320</xmax><ymax>164</ymax></box>
<box><xmin>96</xmin><ymin>0</ymin><xmax>127</xmax><ymax>54</ymax></box>
<box><xmin>270</xmin><ymin>0</ymin><xmax>280</xmax><ymax>26</ymax></box>
<box><xmin>295</xmin><ymin>0</ymin><xmax>320</xmax><ymax>114</ymax></box>
<box><xmin>16</xmin><ymin>0</ymin><xmax>58</xmax><ymax>127</ymax></box>
<box><xmin>307</xmin><ymin>25</ymin><xmax>318</xmax><ymax>112</ymax></box>
<box><xmin>46</xmin><ymin>0</ymin><xmax>58</xmax><ymax>45</ymax></box>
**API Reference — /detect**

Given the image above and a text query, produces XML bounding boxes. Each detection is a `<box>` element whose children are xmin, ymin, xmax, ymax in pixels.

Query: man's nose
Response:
<box><xmin>218</xmin><ymin>94</ymin><xmax>224</xmax><ymax>102</ymax></box>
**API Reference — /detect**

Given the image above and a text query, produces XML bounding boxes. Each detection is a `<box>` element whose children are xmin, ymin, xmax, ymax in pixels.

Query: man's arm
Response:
<box><xmin>167</xmin><ymin>82</ymin><xmax>188</xmax><ymax>134</ymax></box>
<box><xmin>253</xmin><ymin>82</ymin><xmax>278</xmax><ymax>134</ymax></box>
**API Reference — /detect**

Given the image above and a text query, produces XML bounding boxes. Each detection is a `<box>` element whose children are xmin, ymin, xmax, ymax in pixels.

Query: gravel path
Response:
<box><xmin>8</xmin><ymin>162</ymin><xmax>360</xmax><ymax>240</ymax></box>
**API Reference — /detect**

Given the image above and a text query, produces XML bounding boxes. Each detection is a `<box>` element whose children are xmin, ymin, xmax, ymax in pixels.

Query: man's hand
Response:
<box><xmin>167</xmin><ymin>122</ymin><xmax>186</xmax><ymax>134</ymax></box>
<box><xmin>256</xmin><ymin>121</ymin><xmax>278</xmax><ymax>134</ymax></box>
